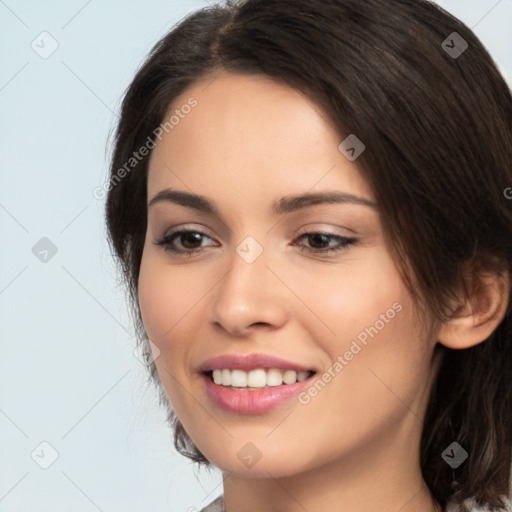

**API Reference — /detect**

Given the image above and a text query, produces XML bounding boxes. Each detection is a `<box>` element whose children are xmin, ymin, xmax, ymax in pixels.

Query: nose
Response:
<box><xmin>210</xmin><ymin>243</ymin><xmax>289</xmax><ymax>337</ymax></box>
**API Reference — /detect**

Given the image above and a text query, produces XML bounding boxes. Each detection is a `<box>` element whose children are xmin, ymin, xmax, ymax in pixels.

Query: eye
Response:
<box><xmin>153</xmin><ymin>229</ymin><xmax>357</xmax><ymax>257</ymax></box>
<box><xmin>153</xmin><ymin>229</ymin><xmax>216</xmax><ymax>255</ymax></box>
<box><xmin>293</xmin><ymin>232</ymin><xmax>357</xmax><ymax>255</ymax></box>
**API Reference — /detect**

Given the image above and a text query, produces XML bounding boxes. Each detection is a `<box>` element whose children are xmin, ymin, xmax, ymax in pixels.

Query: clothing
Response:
<box><xmin>445</xmin><ymin>496</ymin><xmax>512</xmax><ymax>512</ymax></box>
<box><xmin>200</xmin><ymin>495</ymin><xmax>224</xmax><ymax>512</ymax></box>
<box><xmin>199</xmin><ymin>494</ymin><xmax>512</xmax><ymax>512</ymax></box>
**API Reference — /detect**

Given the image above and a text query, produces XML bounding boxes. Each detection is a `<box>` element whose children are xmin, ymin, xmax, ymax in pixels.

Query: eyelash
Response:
<box><xmin>153</xmin><ymin>229</ymin><xmax>357</xmax><ymax>257</ymax></box>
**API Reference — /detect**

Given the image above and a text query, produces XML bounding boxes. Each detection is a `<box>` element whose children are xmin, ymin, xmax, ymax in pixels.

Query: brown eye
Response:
<box><xmin>154</xmin><ymin>230</ymin><xmax>216</xmax><ymax>254</ymax></box>
<box><xmin>293</xmin><ymin>232</ymin><xmax>357</xmax><ymax>255</ymax></box>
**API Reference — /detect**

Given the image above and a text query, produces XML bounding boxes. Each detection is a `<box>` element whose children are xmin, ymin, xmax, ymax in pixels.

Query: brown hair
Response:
<box><xmin>105</xmin><ymin>0</ymin><xmax>512</xmax><ymax>510</ymax></box>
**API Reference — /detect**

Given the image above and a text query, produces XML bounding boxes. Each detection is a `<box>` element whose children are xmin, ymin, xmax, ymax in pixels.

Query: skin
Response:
<box><xmin>137</xmin><ymin>72</ymin><xmax>507</xmax><ymax>512</ymax></box>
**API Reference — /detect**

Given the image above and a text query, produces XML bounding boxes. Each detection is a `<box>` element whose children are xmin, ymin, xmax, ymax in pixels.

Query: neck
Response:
<box><xmin>223</xmin><ymin>465</ymin><xmax>441</xmax><ymax>512</ymax></box>
<box><xmin>222</xmin><ymin>415</ymin><xmax>442</xmax><ymax>512</ymax></box>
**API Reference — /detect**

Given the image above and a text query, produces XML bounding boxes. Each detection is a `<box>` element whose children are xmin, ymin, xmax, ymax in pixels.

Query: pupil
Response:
<box><xmin>310</xmin><ymin>234</ymin><xmax>329</xmax><ymax>248</ymax></box>
<box><xmin>182</xmin><ymin>232</ymin><xmax>202</xmax><ymax>248</ymax></box>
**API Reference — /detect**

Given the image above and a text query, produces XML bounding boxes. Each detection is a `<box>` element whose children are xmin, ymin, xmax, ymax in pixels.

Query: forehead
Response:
<box><xmin>147</xmin><ymin>72</ymin><xmax>373</xmax><ymax>204</ymax></box>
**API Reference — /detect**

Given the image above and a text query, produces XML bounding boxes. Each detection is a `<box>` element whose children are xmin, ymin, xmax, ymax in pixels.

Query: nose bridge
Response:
<box><xmin>210</xmin><ymin>235</ymin><xmax>288</xmax><ymax>334</ymax></box>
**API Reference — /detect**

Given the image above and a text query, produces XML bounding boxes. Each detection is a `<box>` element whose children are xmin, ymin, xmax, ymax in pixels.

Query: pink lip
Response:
<box><xmin>199</xmin><ymin>353</ymin><xmax>315</xmax><ymax>373</ymax></box>
<box><xmin>201</xmin><ymin>373</ymin><xmax>314</xmax><ymax>414</ymax></box>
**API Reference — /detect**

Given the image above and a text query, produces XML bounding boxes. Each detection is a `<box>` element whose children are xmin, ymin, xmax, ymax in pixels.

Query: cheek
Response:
<box><xmin>138</xmin><ymin>257</ymin><xmax>173</xmax><ymax>342</ymax></box>
<box><xmin>294</xmin><ymin>252</ymin><xmax>427</xmax><ymax>417</ymax></box>
<box><xmin>137</xmin><ymin>250</ymin><xmax>204</xmax><ymax>407</ymax></box>
<box><xmin>338</xmin><ymin>255</ymin><xmax>425</xmax><ymax>376</ymax></box>
<box><xmin>288</xmin><ymin>249</ymin><xmax>409</xmax><ymax>346</ymax></box>
<box><xmin>138</xmin><ymin>250</ymin><xmax>206</xmax><ymax>343</ymax></box>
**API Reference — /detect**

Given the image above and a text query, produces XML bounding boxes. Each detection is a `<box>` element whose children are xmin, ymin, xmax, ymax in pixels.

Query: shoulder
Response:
<box><xmin>445</xmin><ymin>495</ymin><xmax>512</xmax><ymax>512</ymax></box>
<box><xmin>199</xmin><ymin>495</ymin><xmax>224</xmax><ymax>512</ymax></box>
<box><xmin>197</xmin><ymin>494</ymin><xmax>512</xmax><ymax>512</ymax></box>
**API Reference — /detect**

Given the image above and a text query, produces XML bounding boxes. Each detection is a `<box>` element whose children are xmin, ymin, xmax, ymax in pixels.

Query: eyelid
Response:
<box><xmin>154</xmin><ymin>225</ymin><xmax>359</xmax><ymax>259</ymax></box>
<box><xmin>158</xmin><ymin>223</ymin><xmax>351</xmax><ymax>242</ymax></box>
<box><xmin>295</xmin><ymin>223</ymin><xmax>357</xmax><ymax>237</ymax></box>
<box><xmin>160</xmin><ymin>223</ymin><xmax>215</xmax><ymax>238</ymax></box>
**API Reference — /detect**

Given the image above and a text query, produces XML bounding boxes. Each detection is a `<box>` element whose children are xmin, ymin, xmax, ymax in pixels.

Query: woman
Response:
<box><xmin>105</xmin><ymin>0</ymin><xmax>512</xmax><ymax>510</ymax></box>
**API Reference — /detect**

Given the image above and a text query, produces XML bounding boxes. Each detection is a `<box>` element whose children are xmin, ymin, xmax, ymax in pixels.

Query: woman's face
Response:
<box><xmin>138</xmin><ymin>72</ymin><xmax>439</xmax><ymax>477</ymax></box>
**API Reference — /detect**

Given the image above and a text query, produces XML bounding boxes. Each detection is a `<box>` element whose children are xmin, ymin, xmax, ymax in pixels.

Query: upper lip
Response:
<box><xmin>199</xmin><ymin>353</ymin><xmax>317</xmax><ymax>373</ymax></box>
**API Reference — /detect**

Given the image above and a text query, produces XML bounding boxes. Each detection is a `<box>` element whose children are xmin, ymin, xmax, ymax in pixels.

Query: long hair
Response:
<box><xmin>105</xmin><ymin>1</ymin><xmax>512</xmax><ymax>510</ymax></box>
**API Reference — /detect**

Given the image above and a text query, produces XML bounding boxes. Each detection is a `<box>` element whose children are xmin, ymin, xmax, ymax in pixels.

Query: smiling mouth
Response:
<box><xmin>204</xmin><ymin>368</ymin><xmax>316</xmax><ymax>390</ymax></box>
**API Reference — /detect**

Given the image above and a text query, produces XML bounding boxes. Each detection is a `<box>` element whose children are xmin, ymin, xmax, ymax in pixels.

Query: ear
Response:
<box><xmin>437</xmin><ymin>267</ymin><xmax>510</xmax><ymax>350</ymax></box>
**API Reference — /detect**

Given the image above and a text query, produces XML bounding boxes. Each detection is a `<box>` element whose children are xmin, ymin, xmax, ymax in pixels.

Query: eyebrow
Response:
<box><xmin>148</xmin><ymin>189</ymin><xmax>377</xmax><ymax>215</ymax></box>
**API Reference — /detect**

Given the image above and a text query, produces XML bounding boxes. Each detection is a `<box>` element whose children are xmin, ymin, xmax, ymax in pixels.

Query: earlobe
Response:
<box><xmin>437</xmin><ymin>268</ymin><xmax>510</xmax><ymax>350</ymax></box>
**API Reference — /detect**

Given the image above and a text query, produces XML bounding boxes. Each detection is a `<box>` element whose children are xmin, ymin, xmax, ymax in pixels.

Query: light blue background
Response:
<box><xmin>1</xmin><ymin>1</ymin><xmax>511</xmax><ymax>511</ymax></box>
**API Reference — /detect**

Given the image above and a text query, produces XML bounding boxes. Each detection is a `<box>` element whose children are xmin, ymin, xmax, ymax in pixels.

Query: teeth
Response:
<box><xmin>267</xmin><ymin>368</ymin><xmax>284</xmax><ymax>386</ymax></box>
<box><xmin>212</xmin><ymin>369</ymin><xmax>222</xmax><ymax>384</ymax></box>
<box><xmin>247</xmin><ymin>369</ymin><xmax>266</xmax><ymax>387</ymax></box>
<box><xmin>283</xmin><ymin>370</ymin><xmax>297</xmax><ymax>385</ymax></box>
<box><xmin>210</xmin><ymin>368</ymin><xmax>313</xmax><ymax>388</ymax></box>
<box><xmin>231</xmin><ymin>369</ymin><xmax>247</xmax><ymax>387</ymax></box>
<box><xmin>221</xmin><ymin>369</ymin><xmax>231</xmax><ymax>386</ymax></box>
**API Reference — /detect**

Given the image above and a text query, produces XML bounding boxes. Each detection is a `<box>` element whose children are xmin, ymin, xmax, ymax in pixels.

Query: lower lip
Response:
<box><xmin>202</xmin><ymin>373</ymin><xmax>314</xmax><ymax>414</ymax></box>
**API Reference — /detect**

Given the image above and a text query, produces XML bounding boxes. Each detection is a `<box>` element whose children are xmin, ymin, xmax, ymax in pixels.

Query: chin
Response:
<box><xmin>200</xmin><ymin>443</ymin><xmax>313</xmax><ymax>478</ymax></box>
